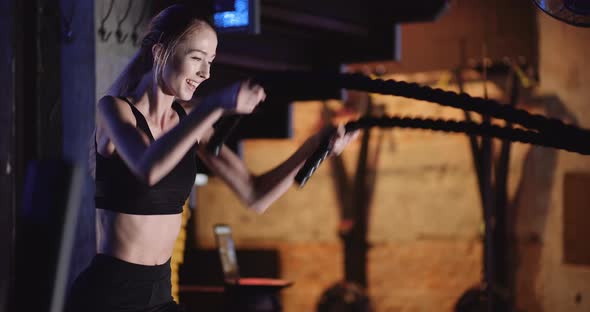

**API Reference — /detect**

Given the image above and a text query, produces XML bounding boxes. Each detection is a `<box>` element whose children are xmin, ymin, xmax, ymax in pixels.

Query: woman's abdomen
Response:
<box><xmin>96</xmin><ymin>208</ymin><xmax>182</xmax><ymax>265</ymax></box>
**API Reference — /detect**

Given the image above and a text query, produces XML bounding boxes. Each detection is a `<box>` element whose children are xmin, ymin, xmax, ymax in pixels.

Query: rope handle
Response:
<box><xmin>206</xmin><ymin>115</ymin><xmax>243</xmax><ymax>156</ymax></box>
<box><xmin>295</xmin><ymin>126</ymin><xmax>337</xmax><ymax>187</ymax></box>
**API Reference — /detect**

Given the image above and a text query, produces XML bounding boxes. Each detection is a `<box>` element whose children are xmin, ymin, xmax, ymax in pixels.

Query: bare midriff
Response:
<box><xmin>96</xmin><ymin>208</ymin><xmax>182</xmax><ymax>265</ymax></box>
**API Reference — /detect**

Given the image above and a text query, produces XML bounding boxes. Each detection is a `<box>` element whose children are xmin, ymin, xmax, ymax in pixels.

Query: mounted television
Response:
<box><xmin>213</xmin><ymin>0</ymin><xmax>260</xmax><ymax>34</ymax></box>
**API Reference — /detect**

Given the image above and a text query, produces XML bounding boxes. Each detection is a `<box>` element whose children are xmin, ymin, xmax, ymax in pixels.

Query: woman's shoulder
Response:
<box><xmin>97</xmin><ymin>95</ymin><xmax>135</xmax><ymax>121</ymax></box>
<box><xmin>98</xmin><ymin>94</ymin><xmax>131</xmax><ymax>107</ymax></box>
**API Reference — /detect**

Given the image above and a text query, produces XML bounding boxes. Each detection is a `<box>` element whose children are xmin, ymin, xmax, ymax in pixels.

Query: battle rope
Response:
<box><xmin>294</xmin><ymin>116</ymin><xmax>590</xmax><ymax>186</ymax></box>
<box><xmin>204</xmin><ymin>72</ymin><xmax>590</xmax><ymax>186</ymax></box>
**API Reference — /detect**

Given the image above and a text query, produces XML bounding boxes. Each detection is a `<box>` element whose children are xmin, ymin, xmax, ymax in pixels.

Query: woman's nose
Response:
<box><xmin>198</xmin><ymin>63</ymin><xmax>210</xmax><ymax>79</ymax></box>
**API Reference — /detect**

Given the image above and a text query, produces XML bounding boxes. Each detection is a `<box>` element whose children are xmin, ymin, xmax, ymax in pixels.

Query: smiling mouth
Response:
<box><xmin>186</xmin><ymin>79</ymin><xmax>200</xmax><ymax>90</ymax></box>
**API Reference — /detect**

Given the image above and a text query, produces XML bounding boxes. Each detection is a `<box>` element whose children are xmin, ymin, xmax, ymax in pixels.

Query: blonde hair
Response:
<box><xmin>107</xmin><ymin>4</ymin><xmax>214</xmax><ymax>97</ymax></box>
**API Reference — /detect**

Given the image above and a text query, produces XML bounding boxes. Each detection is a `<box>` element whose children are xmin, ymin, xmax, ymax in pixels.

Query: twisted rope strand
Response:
<box><xmin>344</xmin><ymin>116</ymin><xmax>590</xmax><ymax>155</ymax></box>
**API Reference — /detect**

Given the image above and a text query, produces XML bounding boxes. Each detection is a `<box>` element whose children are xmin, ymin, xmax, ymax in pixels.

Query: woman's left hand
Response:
<box><xmin>329</xmin><ymin>124</ymin><xmax>360</xmax><ymax>156</ymax></box>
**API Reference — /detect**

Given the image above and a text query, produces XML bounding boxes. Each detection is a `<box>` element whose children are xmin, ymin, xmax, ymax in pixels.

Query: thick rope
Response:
<box><xmin>282</xmin><ymin>72</ymin><xmax>590</xmax><ymax>186</ymax></box>
<box><xmin>260</xmin><ymin>72</ymin><xmax>589</xmax><ymax>152</ymax></box>
<box><xmin>345</xmin><ymin>116</ymin><xmax>590</xmax><ymax>155</ymax></box>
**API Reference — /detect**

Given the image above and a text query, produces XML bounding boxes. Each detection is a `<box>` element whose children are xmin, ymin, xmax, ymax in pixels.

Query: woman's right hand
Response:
<box><xmin>233</xmin><ymin>80</ymin><xmax>266</xmax><ymax>114</ymax></box>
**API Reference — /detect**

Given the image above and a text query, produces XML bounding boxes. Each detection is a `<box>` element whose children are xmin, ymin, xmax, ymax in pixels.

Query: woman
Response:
<box><xmin>66</xmin><ymin>4</ymin><xmax>357</xmax><ymax>312</ymax></box>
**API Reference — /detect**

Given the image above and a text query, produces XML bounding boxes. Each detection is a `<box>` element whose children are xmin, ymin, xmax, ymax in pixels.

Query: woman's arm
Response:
<box><xmin>98</xmin><ymin>95</ymin><xmax>224</xmax><ymax>186</ymax></box>
<box><xmin>197</xmin><ymin>135</ymin><xmax>320</xmax><ymax>214</ymax></box>
<box><xmin>181</xmin><ymin>80</ymin><xmax>265</xmax><ymax>115</ymax></box>
<box><xmin>197</xmin><ymin>126</ymin><xmax>358</xmax><ymax>214</ymax></box>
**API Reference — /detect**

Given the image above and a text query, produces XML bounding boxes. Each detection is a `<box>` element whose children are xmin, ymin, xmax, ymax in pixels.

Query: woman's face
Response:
<box><xmin>161</xmin><ymin>26</ymin><xmax>217</xmax><ymax>101</ymax></box>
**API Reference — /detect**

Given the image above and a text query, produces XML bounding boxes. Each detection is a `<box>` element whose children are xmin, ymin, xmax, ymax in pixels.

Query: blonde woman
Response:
<box><xmin>66</xmin><ymin>4</ymin><xmax>357</xmax><ymax>311</ymax></box>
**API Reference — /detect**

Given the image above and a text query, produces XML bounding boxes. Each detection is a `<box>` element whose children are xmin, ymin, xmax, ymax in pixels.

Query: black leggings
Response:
<box><xmin>65</xmin><ymin>254</ymin><xmax>181</xmax><ymax>312</ymax></box>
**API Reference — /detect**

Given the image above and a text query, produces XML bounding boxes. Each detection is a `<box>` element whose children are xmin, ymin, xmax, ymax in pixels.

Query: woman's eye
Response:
<box><xmin>191</xmin><ymin>57</ymin><xmax>202</xmax><ymax>61</ymax></box>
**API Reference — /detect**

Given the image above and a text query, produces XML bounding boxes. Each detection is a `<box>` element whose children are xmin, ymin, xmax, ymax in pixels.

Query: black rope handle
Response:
<box><xmin>294</xmin><ymin>127</ymin><xmax>337</xmax><ymax>186</ymax></box>
<box><xmin>206</xmin><ymin>115</ymin><xmax>243</xmax><ymax>156</ymax></box>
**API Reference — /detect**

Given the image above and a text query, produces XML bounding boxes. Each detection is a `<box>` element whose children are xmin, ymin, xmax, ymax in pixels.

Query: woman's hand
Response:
<box><xmin>314</xmin><ymin>124</ymin><xmax>360</xmax><ymax>156</ymax></box>
<box><xmin>329</xmin><ymin>125</ymin><xmax>360</xmax><ymax>156</ymax></box>
<box><xmin>188</xmin><ymin>80</ymin><xmax>266</xmax><ymax>115</ymax></box>
<box><xmin>233</xmin><ymin>80</ymin><xmax>266</xmax><ymax>114</ymax></box>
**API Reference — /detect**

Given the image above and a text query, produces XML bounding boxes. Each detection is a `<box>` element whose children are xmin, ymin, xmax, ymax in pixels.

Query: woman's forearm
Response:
<box><xmin>138</xmin><ymin>107</ymin><xmax>223</xmax><ymax>185</ymax></box>
<box><xmin>248</xmin><ymin>134</ymin><xmax>322</xmax><ymax>213</ymax></box>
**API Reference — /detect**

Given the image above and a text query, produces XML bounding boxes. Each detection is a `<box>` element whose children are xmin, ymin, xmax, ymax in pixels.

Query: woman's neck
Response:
<box><xmin>131</xmin><ymin>71</ymin><xmax>175</xmax><ymax>127</ymax></box>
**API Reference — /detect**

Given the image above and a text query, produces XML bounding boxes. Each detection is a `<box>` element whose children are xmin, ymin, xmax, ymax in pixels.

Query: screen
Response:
<box><xmin>213</xmin><ymin>0</ymin><xmax>259</xmax><ymax>34</ymax></box>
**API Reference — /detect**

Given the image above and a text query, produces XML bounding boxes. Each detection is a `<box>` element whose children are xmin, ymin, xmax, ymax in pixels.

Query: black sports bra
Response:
<box><xmin>94</xmin><ymin>97</ymin><xmax>197</xmax><ymax>215</ymax></box>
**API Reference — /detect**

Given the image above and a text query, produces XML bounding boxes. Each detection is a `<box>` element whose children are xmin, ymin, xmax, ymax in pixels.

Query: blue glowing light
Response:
<box><xmin>214</xmin><ymin>0</ymin><xmax>249</xmax><ymax>29</ymax></box>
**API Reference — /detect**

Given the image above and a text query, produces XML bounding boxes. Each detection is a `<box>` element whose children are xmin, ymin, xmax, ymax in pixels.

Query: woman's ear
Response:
<box><xmin>152</xmin><ymin>43</ymin><xmax>163</xmax><ymax>63</ymax></box>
